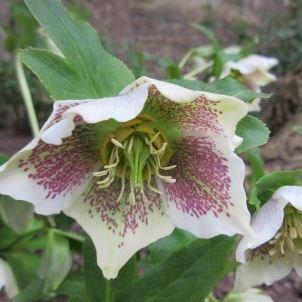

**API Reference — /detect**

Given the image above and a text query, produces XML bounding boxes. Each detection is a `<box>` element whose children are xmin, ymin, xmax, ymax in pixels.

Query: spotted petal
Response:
<box><xmin>122</xmin><ymin>76</ymin><xmax>248</xmax><ymax>150</ymax></box>
<box><xmin>0</xmin><ymin>129</ymin><xmax>96</xmax><ymax>215</ymax></box>
<box><xmin>0</xmin><ymin>86</ymin><xmax>150</xmax><ymax>215</ymax></box>
<box><xmin>158</xmin><ymin>130</ymin><xmax>252</xmax><ymax>238</ymax></box>
<box><xmin>64</xmin><ymin>180</ymin><xmax>174</xmax><ymax>279</ymax></box>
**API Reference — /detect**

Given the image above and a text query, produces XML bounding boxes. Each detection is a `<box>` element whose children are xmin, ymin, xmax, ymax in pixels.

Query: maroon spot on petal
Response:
<box><xmin>164</xmin><ymin>135</ymin><xmax>232</xmax><ymax>218</ymax></box>
<box><xmin>146</xmin><ymin>89</ymin><xmax>223</xmax><ymax>134</ymax></box>
<box><xmin>19</xmin><ymin>126</ymin><xmax>96</xmax><ymax>200</ymax></box>
<box><xmin>83</xmin><ymin>180</ymin><xmax>163</xmax><ymax>242</ymax></box>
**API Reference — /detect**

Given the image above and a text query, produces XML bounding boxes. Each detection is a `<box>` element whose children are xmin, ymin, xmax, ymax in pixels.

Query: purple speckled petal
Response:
<box><xmin>123</xmin><ymin>77</ymin><xmax>248</xmax><ymax>148</ymax></box>
<box><xmin>160</xmin><ymin>130</ymin><xmax>252</xmax><ymax>238</ymax></box>
<box><xmin>147</xmin><ymin>88</ymin><xmax>224</xmax><ymax>134</ymax></box>
<box><xmin>0</xmin><ymin>125</ymin><xmax>97</xmax><ymax>214</ymax></box>
<box><xmin>64</xmin><ymin>179</ymin><xmax>174</xmax><ymax>279</ymax></box>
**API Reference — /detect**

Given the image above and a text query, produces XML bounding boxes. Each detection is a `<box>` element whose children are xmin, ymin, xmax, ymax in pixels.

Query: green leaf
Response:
<box><xmin>5</xmin><ymin>252</ymin><xmax>41</xmax><ymax>289</ymax></box>
<box><xmin>57</xmin><ymin>272</ymin><xmax>86</xmax><ymax>302</ymax></box>
<box><xmin>249</xmin><ymin>170</ymin><xmax>302</xmax><ymax>208</ymax></box>
<box><xmin>170</xmin><ymin>77</ymin><xmax>269</xmax><ymax>103</ymax></box>
<box><xmin>190</xmin><ymin>23</ymin><xmax>220</xmax><ymax>51</ymax></box>
<box><xmin>0</xmin><ymin>153</ymin><xmax>9</xmax><ymax>165</ymax></box>
<box><xmin>246</xmin><ymin>147</ymin><xmax>265</xmax><ymax>187</ymax></box>
<box><xmin>0</xmin><ymin>196</ymin><xmax>34</xmax><ymax>234</ymax></box>
<box><xmin>20</xmin><ymin>48</ymin><xmax>88</xmax><ymax>100</ymax></box>
<box><xmin>83</xmin><ymin>236</ymin><xmax>137</xmax><ymax>302</ymax></box>
<box><xmin>38</xmin><ymin>231</ymin><xmax>72</xmax><ymax>293</ymax></box>
<box><xmin>4</xmin><ymin>2</ymin><xmax>40</xmax><ymax>52</ymax></box>
<box><xmin>235</xmin><ymin>115</ymin><xmax>270</xmax><ymax>153</ymax></box>
<box><xmin>23</xmin><ymin>0</ymin><xmax>135</xmax><ymax>100</ymax></box>
<box><xmin>294</xmin><ymin>125</ymin><xmax>302</xmax><ymax>135</ymax></box>
<box><xmin>117</xmin><ymin>236</ymin><xmax>235</xmax><ymax>302</ymax></box>
<box><xmin>14</xmin><ymin>278</ymin><xmax>45</xmax><ymax>302</ymax></box>
<box><xmin>141</xmin><ymin>229</ymin><xmax>196</xmax><ymax>272</ymax></box>
<box><xmin>0</xmin><ymin>225</ymin><xmax>19</xmax><ymax>249</ymax></box>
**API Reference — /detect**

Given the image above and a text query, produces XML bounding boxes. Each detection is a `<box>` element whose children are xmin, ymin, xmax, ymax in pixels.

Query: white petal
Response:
<box><xmin>244</xmin><ymin>70</ymin><xmax>276</xmax><ymax>88</ymax></box>
<box><xmin>236</xmin><ymin>186</ymin><xmax>302</xmax><ymax>263</ymax></box>
<box><xmin>41</xmin><ymin>119</ymin><xmax>75</xmax><ymax>145</ymax></box>
<box><xmin>247</xmin><ymin>97</ymin><xmax>261</xmax><ymax>112</ymax></box>
<box><xmin>228</xmin><ymin>55</ymin><xmax>278</xmax><ymax>74</ymax></box>
<box><xmin>0</xmin><ymin>259</ymin><xmax>18</xmax><ymax>299</ymax></box>
<box><xmin>234</xmin><ymin>255</ymin><xmax>292</xmax><ymax>292</ymax></box>
<box><xmin>63</xmin><ymin>84</ymin><xmax>149</xmax><ymax>124</ymax></box>
<box><xmin>273</xmin><ymin>186</ymin><xmax>302</xmax><ymax>212</ymax></box>
<box><xmin>159</xmin><ymin>131</ymin><xmax>253</xmax><ymax>239</ymax></box>
<box><xmin>64</xmin><ymin>181</ymin><xmax>174</xmax><ymax>279</ymax></box>
<box><xmin>225</xmin><ymin>289</ymin><xmax>274</xmax><ymax>302</ymax></box>
<box><xmin>236</xmin><ymin>196</ymin><xmax>287</xmax><ymax>263</ymax></box>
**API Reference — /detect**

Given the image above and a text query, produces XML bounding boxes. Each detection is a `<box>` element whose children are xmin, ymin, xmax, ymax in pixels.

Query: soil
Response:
<box><xmin>1</xmin><ymin>0</ymin><xmax>302</xmax><ymax>301</ymax></box>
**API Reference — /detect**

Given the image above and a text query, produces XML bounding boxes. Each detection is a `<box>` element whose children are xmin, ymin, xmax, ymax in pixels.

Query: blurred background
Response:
<box><xmin>0</xmin><ymin>0</ymin><xmax>302</xmax><ymax>301</ymax></box>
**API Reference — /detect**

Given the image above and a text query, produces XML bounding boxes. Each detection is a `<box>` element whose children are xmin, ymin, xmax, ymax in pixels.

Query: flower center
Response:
<box><xmin>93</xmin><ymin>114</ymin><xmax>176</xmax><ymax>204</ymax></box>
<box><xmin>254</xmin><ymin>205</ymin><xmax>302</xmax><ymax>258</ymax></box>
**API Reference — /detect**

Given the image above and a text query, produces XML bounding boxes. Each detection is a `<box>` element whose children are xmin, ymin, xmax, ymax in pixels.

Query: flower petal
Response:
<box><xmin>159</xmin><ymin>130</ymin><xmax>252</xmax><ymax>238</ymax></box>
<box><xmin>234</xmin><ymin>255</ymin><xmax>292</xmax><ymax>292</ymax></box>
<box><xmin>64</xmin><ymin>180</ymin><xmax>174</xmax><ymax>279</ymax></box>
<box><xmin>228</xmin><ymin>55</ymin><xmax>278</xmax><ymax>75</ymax></box>
<box><xmin>0</xmin><ymin>259</ymin><xmax>18</xmax><ymax>299</ymax></box>
<box><xmin>236</xmin><ymin>186</ymin><xmax>302</xmax><ymax>263</ymax></box>
<box><xmin>123</xmin><ymin>76</ymin><xmax>248</xmax><ymax>151</ymax></box>
<box><xmin>63</xmin><ymin>84</ymin><xmax>149</xmax><ymax>124</ymax></box>
<box><xmin>225</xmin><ymin>289</ymin><xmax>274</xmax><ymax>302</ymax></box>
<box><xmin>0</xmin><ymin>126</ymin><xmax>96</xmax><ymax>215</ymax></box>
<box><xmin>274</xmin><ymin>185</ymin><xmax>302</xmax><ymax>211</ymax></box>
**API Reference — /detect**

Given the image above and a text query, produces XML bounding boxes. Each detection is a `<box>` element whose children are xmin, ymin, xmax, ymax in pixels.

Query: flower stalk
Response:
<box><xmin>15</xmin><ymin>52</ymin><xmax>40</xmax><ymax>137</ymax></box>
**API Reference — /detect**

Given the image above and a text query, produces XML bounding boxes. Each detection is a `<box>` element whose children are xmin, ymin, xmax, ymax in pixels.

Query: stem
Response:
<box><xmin>52</xmin><ymin>228</ymin><xmax>85</xmax><ymax>242</ymax></box>
<box><xmin>15</xmin><ymin>52</ymin><xmax>40</xmax><ymax>137</ymax></box>
<box><xmin>183</xmin><ymin>61</ymin><xmax>213</xmax><ymax>79</ymax></box>
<box><xmin>105</xmin><ymin>280</ymin><xmax>112</xmax><ymax>302</ymax></box>
<box><xmin>178</xmin><ymin>48</ymin><xmax>197</xmax><ymax>69</ymax></box>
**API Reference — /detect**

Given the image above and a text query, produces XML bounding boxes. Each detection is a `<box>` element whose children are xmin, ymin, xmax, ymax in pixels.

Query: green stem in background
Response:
<box><xmin>178</xmin><ymin>48</ymin><xmax>197</xmax><ymax>69</ymax></box>
<box><xmin>15</xmin><ymin>52</ymin><xmax>40</xmax><ymax>137</ymax></box>
<box><xmin>183</xmin><ymin>61</ymin><xmax>213</xmax><ymax>79</ymax></box>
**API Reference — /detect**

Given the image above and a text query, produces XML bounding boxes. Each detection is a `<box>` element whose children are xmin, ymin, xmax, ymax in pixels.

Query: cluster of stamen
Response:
<box><xmin>93</xmin><ymin>114</ymin><xmax>176</xmax><ymax>204</ymax></box>
<box><xmin>255</xmin><ymin>206</ymin><xmax>302</xmax><ymax>258</ymax></box>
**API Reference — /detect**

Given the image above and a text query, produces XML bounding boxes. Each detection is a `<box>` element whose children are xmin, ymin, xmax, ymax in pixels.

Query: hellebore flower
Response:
<box><xmin>235</xmin><ymin>186</ymin><xmax>302</xmax><ymax>291</ymax></box>
<box><xmin>221</xmin><ymin>55</ymin><xmax>278</xmax><ymax>111</ymax></box>
<box><xmin>0</xmin><ymin>77</ymin><xmax>252</xmax><ymax>279</ymax></box>
<box><xmin>0</xmin><ymin>259</ymin><xmax>18</xmax><ymax>299</ymax></box>
<box><xmin>223</xmin><ymin>289</ymin><xmax>274</xmax><ymax>302</ymax></box>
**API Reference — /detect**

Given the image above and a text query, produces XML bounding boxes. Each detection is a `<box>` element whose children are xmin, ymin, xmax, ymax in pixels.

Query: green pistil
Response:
<box><xmin>93</xmin><ymin>130</ymin><xmax>176</xmax><ymax>205</ymax></box>
<box><xmin>123</xmin><ymin>136</ymin><xmax>150</xmax><ymax>186</ymax></box>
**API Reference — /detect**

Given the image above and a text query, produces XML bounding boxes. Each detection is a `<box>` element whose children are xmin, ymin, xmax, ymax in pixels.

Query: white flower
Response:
<box><xmin>224</xmin><ymin>289</ymin><xmax>274</xmax><ymax>302</ymax></box>
<box><xmin>235</xmin><ymin>185</ymin><xmax>302</xmax><ymax>291</ymax></box>
<box><xmin>0</xmin><ymin>259</ymin><xmax>18</xmax><ymax>299</ymax></box>
<box><xmin>221</xmin><ymin>55</ymin><xmax>278</xmax><ymax>111</ymax></box>
<box><xmin>0</xmin><ymin>76</ymin><xmax>253</xmax><ymax>279</ymax></box>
